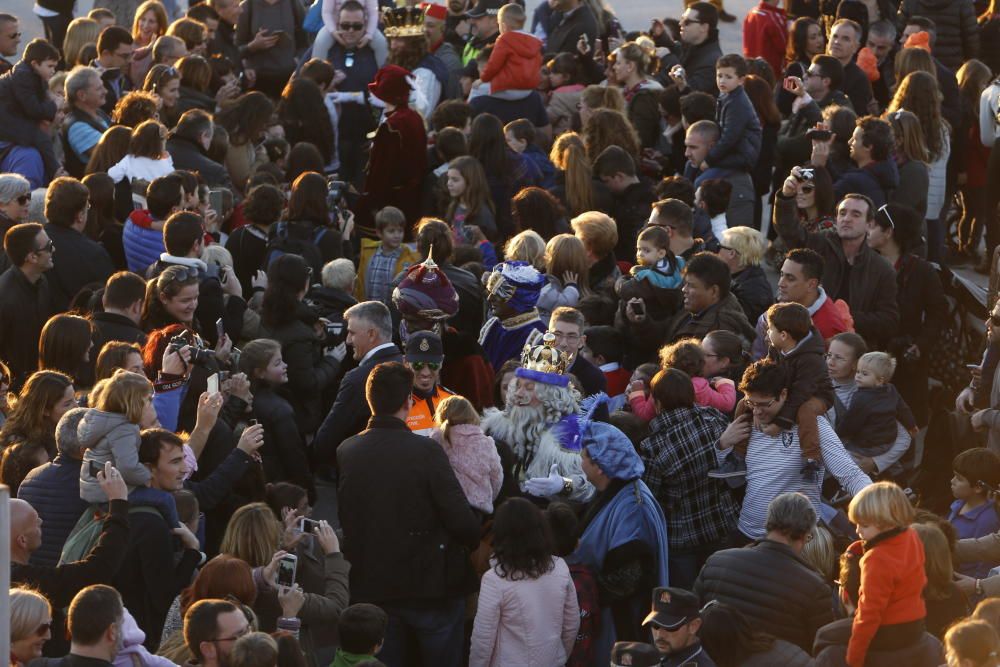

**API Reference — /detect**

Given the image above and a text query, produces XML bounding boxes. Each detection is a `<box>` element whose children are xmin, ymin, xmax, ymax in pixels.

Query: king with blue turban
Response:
<box><xmin>477</xmin><ymin>260</ymin><xmax>547</xmax><ymax>372</ymax></box>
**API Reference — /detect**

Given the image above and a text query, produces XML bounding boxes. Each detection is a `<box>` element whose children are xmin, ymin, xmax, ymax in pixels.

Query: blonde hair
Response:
<box><xmin>548</xmin><ymin>133</ymin><xmax>594</xmax><ymax>216</ymax></box>
<box><xmin>132</xmin><ymin>0</ymin><xmax>169</xmax><ymax>43</ymax></box>
<box><xmin>434</xmin><ymin>395</ymin><xmax>480</xmax><ymax>445</ymax></box>
<box><xmin>201</xmin><ymin>244</ymin><xmax>233</xmax><ymax>269</ymax></box>
<box><xmin>63</xmin><ymin>18</ymin><xmax>101</xmax><ymax>68</ymax></box>
<box><xmin>571</xmin><ymin>211</ymin><xmax>618</xmax><ymax>259</ymax></box>
<box><xmin>800</xmin><ymin>525</ymin><xmax>836</xmax><ymax>582</ymax></box>
<box><xmin>974</xmin><ymin>598</ymin><xmax>1000</xmax><ymax>636</ymax></box>
<box><xmin>503</xmin><ymin>230</ymin><xmax>546</xmax><ymax>269</ymax></box>
<box><xmin>544</xmin><ymin>234</ymin><xmax>590</xmax><ymax>290</ymax></box>
<box><xmin>94</xmin><ymin>369</ymin><xmax>153</xmax><ymax>424</ymax></box>
<box><xmin>219</xmin><ymin>502</ymin><xmax>282</xmax><ymax>567</ymax></box>
<box><xmin>498</xmin><ymin>3</ymin><xmax>525</xmax><ymax>28</ymax></box>
<box><xmin>579</xmin><ymin>85</ymin><xmax>625</xmax><ymax>114</ymax></box>
<box><xmin>858</xmin><ymin>351</ymin><xmax>896</xmax><ymax>382</ymax></box>
<box><xmin>848</xmin><ymin>481</ymin><xmax>914</xmax><ymax>529</ymax></box>
<box><xmin>720</xmin><ymin>226</ymin><xmax>766</xmax><ymax>266</ymax></box>
<box><xmin>10</xmin><ymin>587</ymin><xmax>51</xmax><ymax>644</ymax></box>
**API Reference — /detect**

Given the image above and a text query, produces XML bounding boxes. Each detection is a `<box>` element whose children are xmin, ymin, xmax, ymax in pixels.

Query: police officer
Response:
<box><xmin>403</xmin><ymin>331</ymin><xmax>454</xmax><ymax>435</ymax></box>
<box><xmin>643</xmin><ymin>587</ymin><xmax>717</xmax><ymax>666</ymax></box>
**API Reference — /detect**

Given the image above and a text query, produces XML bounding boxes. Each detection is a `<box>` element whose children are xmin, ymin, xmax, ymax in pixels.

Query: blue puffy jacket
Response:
<box><xmin>18</xmin><ymin>455</ymin><xmax>89</xmax><ymax>567</ymax></box>
<box><xmin>123</xmin><ymin>209</ymin><xmax>165</xmax><ymax>274</ymax></box>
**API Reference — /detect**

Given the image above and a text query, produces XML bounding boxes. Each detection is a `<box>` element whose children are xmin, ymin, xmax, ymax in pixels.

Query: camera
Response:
<box><xmin>168</xmin><ymin>334</ymin><xmax>215</xmax><ymax>366</ymax></box>
<box><xmin>323</xmin><ymin>320</ymin><xmax>346</xmax><ymax>347</ymax></box>
<box><xmin>326</xmin><ymin>178</ymin><xmax>347</xmax><ymax>223</ymax></box>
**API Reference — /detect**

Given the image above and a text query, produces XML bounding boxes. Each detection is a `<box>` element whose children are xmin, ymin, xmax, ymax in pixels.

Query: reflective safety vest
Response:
<box><xmin>405</xmin><ymin>385</ymin><xmax>456</xmax><ymax>436</ymax></box>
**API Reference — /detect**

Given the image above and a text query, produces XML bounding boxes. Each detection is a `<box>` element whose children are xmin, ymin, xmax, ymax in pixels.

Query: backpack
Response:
<box><xmin>59</xmin><ymin>504</ymin><xmax>161</xmax><ymax>565</ymax></box>
<box><xmin>263</xmin><ymin>221</ymin><xmax>327</xmax><ymax>272</ymax></box>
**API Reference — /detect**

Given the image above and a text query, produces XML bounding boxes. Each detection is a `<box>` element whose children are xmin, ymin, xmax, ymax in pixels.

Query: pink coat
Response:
<box><xmin>629</xmin><ymin>376</ymin><xmax>736</xmax><ymax>421</ymax></box>
<box><xmin>470</xmin><ymin>557</ymin><xmax>580</xmax><ymax>667</ymax></box>
<box><xmin>431</xmin><ymin>424</ymin><xmax>503</xmax><ymax>514</ymax></box>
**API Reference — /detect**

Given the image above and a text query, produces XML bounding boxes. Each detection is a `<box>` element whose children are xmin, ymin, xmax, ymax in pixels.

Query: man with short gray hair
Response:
<box><xmin>693</xmin><ymin>492</ymin><xmax>835</xmax><ymax>653</ymax></box>
<box><xmin>0</xmin><ymin>174</ymin><xmax>31</xmax><ymax>261</ymax></box>
<box><xmin>62</xmin><ymin>67</ymin><xmax>111</xmax><ymax>178</ymax></box>
<box><xmin>314</xmin><ymin>300</ymin><xmax>403</xmax><ymax>465</ymax></box>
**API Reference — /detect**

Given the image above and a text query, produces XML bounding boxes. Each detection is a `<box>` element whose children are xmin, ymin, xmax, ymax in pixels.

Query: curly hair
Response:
<box><xmin>659</xmin><ymin>338</ymin><xmax>705</xmax><ymax>378</ymax></box>
<box><xmin>583</xmin><ymin>108</ymin><xmax>640</xmax><ymax>163</ymax></box>
<box><xmin>887</xmin><ymin>70</ymin><xmax>947</xmax><ymax>160</ymax></box>
<box><xmin>491</xmin><ymin>497</ymin><xmax>555</xmax><ymax>581</ymax></box>
<box><xmin>111</xmin><ymin>90</ymin><xmax>161</xmax><ymax>128</ymax></box>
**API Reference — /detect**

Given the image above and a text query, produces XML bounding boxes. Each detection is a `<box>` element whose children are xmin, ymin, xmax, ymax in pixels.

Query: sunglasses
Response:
<box><xmin>679</xmin><ymin>17</ymin><xmax>704</xmax><ymax>26</ymax></box>
<box><xmin>34</xmin><ymin>240</ymin><xmax>54</xmax><ymax>254</ymax></box>
<box><xmin>15</xmin><ymin>194</ymin><xmax>30</xmax><ymax>205</ymax></box>
<box><xmin>410</xmin><ymin>361</ymin><xmax>441</xmax><ymax>371</ymax></box>
<box><xmin>878</xmin><ymin>204</ymin><xmax>895</xmax><ymax>229</ymax></box>
<box><xmin>161</xmin><ymin>265</ymin><xmax>199</xmax><ymax>284</ymax></box>
<box><xmin>340</xmin><ymin>22</ymin><xmax>364</xmax><ymax>31</ymax></box>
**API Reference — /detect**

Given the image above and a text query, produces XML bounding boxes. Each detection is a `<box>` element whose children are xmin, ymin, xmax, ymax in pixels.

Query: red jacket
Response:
<box><xmin>743</xmin><ymin>2</ymin><xmax>787</xmax><ymax>81</ymax></box>
<box><xmin>847</xmin><ymin>528</ymin><xmax>927</xmax><ymax>667</ymax></box>
<box><xmin>479</xmin><ymin>31</ymin><xmax>542</xmax><ymax>93</ymax></box>
<box><xmin>812</xmin><ymin>293</ymin><xmax>854</xmax><ymax>343</ymax></box>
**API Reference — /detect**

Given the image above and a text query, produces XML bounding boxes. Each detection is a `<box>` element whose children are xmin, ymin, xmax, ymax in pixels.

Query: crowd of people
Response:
<box><xmin>7</xmin><ymin>0</ymin><xmax>1000</xmax><ymax>664</ymax></box>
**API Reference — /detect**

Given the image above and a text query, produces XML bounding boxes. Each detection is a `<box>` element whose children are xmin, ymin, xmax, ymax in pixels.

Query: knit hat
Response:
<box><xmin>392</xmin><ymin>254</ymin><xmax>459</xmax><ymax>322</ymax></box>
<box><xmin>483</xmin><ymin>260</ymin><xmax>544</xmax><ymax>314</ymax></box>
<box><xmin>368</xmin><ymin>65</ymin><xmax>413</xmax><ymax>106</ymax></box>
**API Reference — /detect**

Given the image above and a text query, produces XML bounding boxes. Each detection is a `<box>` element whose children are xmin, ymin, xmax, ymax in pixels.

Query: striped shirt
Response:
<box><xmin>718</xmin><ymin>416</ymin><xmax>872</xmax><ymax>539</ymax></box>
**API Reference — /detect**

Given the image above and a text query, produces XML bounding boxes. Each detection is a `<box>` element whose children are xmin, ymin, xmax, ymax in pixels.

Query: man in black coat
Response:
<box><xmin>828</xmin><ymin>19</ymin><xmax>874</xmax><ymax>115</ymax></box>
<box><xmin>0</xmin><ymin>222</ymin><xmax>55</xmax><ymax>391</ymax></box>
<box><xmin>337</xmin><ymin>361</ymin><xmax>480</xmax><ymax>667</ymax></box>
<box><xmin>314</xmin><ymin>301</ymin><xmax>404</xmax><ymax>464</ymax></box>
<box><xmin>666</xmin><ymin>2</ymin><xmax>722</xmax><ymax>96</ymax></box>
<box><xmin>11</xmin><ymin>463</ymin><xmax>130</xmax><ymax>658</ymax></box>
<box><xmin>694</xmin><ymin>492</ymin><xmax>835</xmax><ymax>653</ymax></box>
<box><xmin>36</xmin><ymin>585</ymin><xmax>129</xmax><ymax>667</ymax></box>
<box><xmin>43</xmin><ymin>177</ymin><xmax>116</xmax><ymax>313</ymax></box>
<box><xmin>91</xmin><ymin>271</ymin><xmax>149</xmax><ymax>354</ymax></box>
<box><xmin>166</xmin><ymin>109</ymin><xmax>234</xmax><ymax>191</ymax></box>
<box><xmin>544</xmin><ymin>0</ymin><xmax>598</xmax><ymax>56</ymax></box>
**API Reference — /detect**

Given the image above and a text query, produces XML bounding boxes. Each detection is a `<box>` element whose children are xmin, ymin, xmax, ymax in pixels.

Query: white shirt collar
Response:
<box><xmin>598</xmin><ymin>362</ymin><xmax>620</xmax><ymax>372</ymax></box>
<box><xmin>360</xmin><ymin>341</ymin><xmax>397</xmax><ymax>365</ymax></box>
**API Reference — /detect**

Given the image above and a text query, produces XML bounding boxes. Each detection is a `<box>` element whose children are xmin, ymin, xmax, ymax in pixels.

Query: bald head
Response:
<box><xmin>9</xmin><ymin>498</ymin><xmax>41</xmax><ymax>563</ymax></box>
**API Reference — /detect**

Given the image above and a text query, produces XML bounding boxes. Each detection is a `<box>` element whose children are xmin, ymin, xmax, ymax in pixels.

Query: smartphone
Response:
<box><xmin>299</xmin><ymin>517</ymin><xmax>320</xmax><ymax>534</ymax></box>
<box><xmin>806</xmin><ymin>128</ymin><xmax>832</xmax><ymax>142</ymax></box>
<box><xmin>207</xmin><ymin>373</ymin><xmax>220</xmax><ymax>395</ymax></box>
<box><xmin>208</xmin><ymin>188</ymin><xmax>225</xmax><ymax>215</ymax></box>
<box><xmin>632</xmin><ymin>300</ymin><xmax>645</xmax><ymax>317</ymax></box>
<box><xmin>249</xmin><ymin>418</ymin><xmax>259</xmax><ymax>427</ymax></box>
<box><xmin>89</xmin><ymin>461</ymin><xmax>103</xmax><ymax>478</ymax></box>
<box><xmin>215</xmin><ymin>317</ymin><xmax>225</xmax><ymax>340</ymax></box>
<box><xmin>276</xmin><ymin>553</ymin><xmax>298</xmax><ymax>587</ymax></box>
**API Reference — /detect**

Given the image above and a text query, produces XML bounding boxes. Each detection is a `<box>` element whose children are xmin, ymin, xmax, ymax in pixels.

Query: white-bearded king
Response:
<box><xmin>481</xmin><ymin>334</ymin><xmax>595</xmax><ymax>503</ymax></box>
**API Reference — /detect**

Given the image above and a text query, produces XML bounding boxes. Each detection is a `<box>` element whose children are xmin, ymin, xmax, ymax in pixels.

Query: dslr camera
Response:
<box><xmin>168</xmin><ymin>334</ymin><xmax>215</xmax><ymax>366</ymax></box>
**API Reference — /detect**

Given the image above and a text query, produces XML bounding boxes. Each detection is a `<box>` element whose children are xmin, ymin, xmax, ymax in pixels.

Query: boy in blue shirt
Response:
<box><xmin>949</xmin><ymin>447</ymin><xmax>1000</xmax><ymax>579</ymax></box>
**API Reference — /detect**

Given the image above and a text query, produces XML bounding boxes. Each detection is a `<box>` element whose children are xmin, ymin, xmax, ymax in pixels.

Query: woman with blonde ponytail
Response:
<box><xmin>611</xmin><ymin>40</ymin><xmax>664</xmax><ymax>149</ymax></box>
<box><xmin>550</xmin><ymin>133</ymin><xmax>602</xmax><ymax>216</ymax></box>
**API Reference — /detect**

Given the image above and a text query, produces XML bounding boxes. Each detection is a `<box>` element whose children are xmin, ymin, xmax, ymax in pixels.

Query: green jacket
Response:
<box><xmin>330</xmin><ymin>649</ymin><xmax>376</xmax><ymax>667</ymax></box>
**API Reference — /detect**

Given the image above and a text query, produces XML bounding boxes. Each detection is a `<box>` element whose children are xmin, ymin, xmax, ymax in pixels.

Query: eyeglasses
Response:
<box><xmin>339</xmin><ymin>22</ymin><xmax>364</xmax><ymax>31</ymax></box>
<box><xmin>15</xmin><ymin>194</ymin><xmax>30</xmax><ymax>205</ymax></box>
<box><xmin>410</xmin><ymin>361</ymin><xmax>441</xmax><ymax>371</ymax></box>
<box><xmin>679</xmin><ymin>17</ymin><xmax>704</xmax><ymax>26</ymax></box>
<box><xmin>719</xmin><ymin>245</ymin><xmax>738</xmax><ymax>254</ymax></box>
<box><xmin>210</xmin><ymin>624</ymin><xmax>251</xmax><ymax>644</ymax></box>
<box><xmin>35</xmin><ymin>623</ymin><xmax>52</xmax><ymax>637</ymax></box>
<box><xmin>744</xmin><ymin>397</ymin><xmax>777</xmax><ymax>409</ymax></box>
<box><xmin>878</xmin><ymin>204</ymin><xmax>895</xmax><ymax>229</ymax></box>
<box><xmin>34</xmin><ymin>240</ymin><xmax>54</xmax><ymax>254</ymax></box>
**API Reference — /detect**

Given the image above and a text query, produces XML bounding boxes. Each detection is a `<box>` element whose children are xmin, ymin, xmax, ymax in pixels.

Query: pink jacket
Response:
<box><xmin>431</xmin><ymin>424</ymin><xmax>503</xmax><ymax>514</ymax></box>
<box><xmin>629</xmin><ymin>376</ymin><xmax>736</xmax><ymax>421</ymax></box>
<box><xmin>470</xmin><ymin>556</ymin><xmax>580</xmax><ymax>667</ymax></box>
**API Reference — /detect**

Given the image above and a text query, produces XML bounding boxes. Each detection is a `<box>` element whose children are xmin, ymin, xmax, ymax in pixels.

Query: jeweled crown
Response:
<box><xmin>520</xmin><ymin>333</ymin><xmax>569</xmax><ymax>376</ymax></box>
<box><xmin>382</xmin><ymin>6</ymin><xmax>426</xmax><ymax>38</ymax></box>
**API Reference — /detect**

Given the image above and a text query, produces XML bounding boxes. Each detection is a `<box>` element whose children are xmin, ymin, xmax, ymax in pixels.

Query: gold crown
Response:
<box><xmin>520</xmin><ymin>333</ymin><xmax>569</xmax><ymax>377</ymax></box>
<box><xmin>382</xmin><ymin>6</ymin><xmax>426</xmax><ymax>38</ymax></box>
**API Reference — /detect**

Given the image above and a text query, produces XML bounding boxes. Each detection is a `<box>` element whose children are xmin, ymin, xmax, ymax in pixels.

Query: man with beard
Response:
<box><xmin>383</xmin><ymin>6</ymin><xmax>447</xmax><ymax>118</ymax></box>
<box><xmin>462</xmin><ymin>0</ymin><xmax>501</xmax><ymax>65</ymax></box>
<box><xmin>478</xmin><ymin>260</ymin><xmax>548</xmax><ymax>371</ymax></box>
<box><xmin>183</xmin><ymin>599</ymin><xmax>252</xmax><ymax>667</ymax></box>
<box><xmin>393</xmin><ymin>252</ymin><xmax>495</xmax><ymax>409</ymax></box>
<box><xmin>482</xmin><ymin>334</ymin><xmax>594</xmax><ymax>503</ymax></box>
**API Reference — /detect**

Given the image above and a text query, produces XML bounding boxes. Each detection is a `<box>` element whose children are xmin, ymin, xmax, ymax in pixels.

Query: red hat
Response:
<box><xmin>367</xmin><ymin>65</ymin><xmax>413</xmax><ymax>106</ymax></box>
<box><xmin>421</xmin><ymin>2</ymin><xmax>447</xmax><ymax>20</ymax></box>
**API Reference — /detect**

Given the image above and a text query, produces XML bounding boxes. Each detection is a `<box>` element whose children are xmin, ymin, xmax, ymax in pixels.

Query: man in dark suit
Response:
<box><xmin>337</xmin><ymin>361</ymin><xmax>480</xmax><ymax>667</ymax></box>
<box><xmin>314</xmin><ymin>301</ymin><xmax>403</xmax><ymax>464</ymax></box>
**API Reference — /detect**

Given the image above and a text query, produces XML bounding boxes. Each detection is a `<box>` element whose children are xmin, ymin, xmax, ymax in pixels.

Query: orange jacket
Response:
<box><xmin>479</xmin><ymin>31</ymin><xmax>542</xmax><ymax>93</ymax></box>
<box><xmin>846</xmin><ymin>528</ymin><xmax>927</xmax><ymax>667</ymax></box>
<box><xmin>405</xmin><ymin>384</ymin><xmax>455</xmax><ymax>436</ymax></box>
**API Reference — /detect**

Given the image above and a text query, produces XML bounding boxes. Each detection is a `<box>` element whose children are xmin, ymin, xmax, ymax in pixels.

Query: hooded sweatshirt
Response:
<box><xmin>114</xmin><ymin>609</ymin><xmax>178</xmax><ymax>667</ymax></box>
<box><xmin>479</xmin><ymin>30</ymin><xmax>543</xmax><ymax>93</ymax></box>
<box><xmin>78</xmin><ymin>409</ymin><xmax>149</xmax><ymax>503</ymax></box>
<box><xmin>833</xmin><ymin>158</ymin><xmax>899</xmax><ymax>208</ymax></box>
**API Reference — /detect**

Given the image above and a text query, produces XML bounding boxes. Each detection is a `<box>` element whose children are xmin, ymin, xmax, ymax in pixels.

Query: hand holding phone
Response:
<box><xmin>207</xmin><ymin>373</ymin><xmax>220</xmax><ymax>395</ymax></box>
<box><xmin>276</xmin><ymin>553</ymin><xmax>298</xmax><ymax>587</ymax></box>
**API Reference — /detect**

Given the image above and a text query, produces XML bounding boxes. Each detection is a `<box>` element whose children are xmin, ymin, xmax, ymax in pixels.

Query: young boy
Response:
<box><xmin>331</xmin><ymin>603</ymin><xmax>388</xmax><ymax>667</ymax></box>
<box><xmin>504</xmin><ymin>119</ymin><xmax>555</xmax><ymax>188</ymax></box>
<box><xmin>0</xmin><ymin>38</ymin><xmax>62</xmax><ymax>182</ymax></box>
<box><xmin>581</xmin><ymin>325</ymin><xmax>631</xmax><ymax>397</ymax></box>
<box><xmin>472</xmin><ymin>3</ymin><xmax>542</xmax><ymax>101</ymax></box>
<box><xmin>713</xmin><ymin>302</ymin><xmax>834</xmax><ymax>483</ymax></box>
<box><xmin>355</xmin><ymin>206</ymin><xmax>419</xmax><ymax>305</ymax></box>
<box><xmin>836</xmin><ymin>352</ymin><xmax>918</xmax><ymax>459</ymax></box>
<box><xmin>704</xmin><ymin>54</ymin><xmax>762</xmax><ymax>173</ymax></box>
<box><xmin>949</xmin><ymin>447</ymin><xmax>1000</xmax><ymax>579</ymax></box>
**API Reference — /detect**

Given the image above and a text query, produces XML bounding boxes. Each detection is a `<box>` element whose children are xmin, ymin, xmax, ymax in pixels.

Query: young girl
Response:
<box><xmin>545</xmin><ymin>53</ymin><xmax>586</xmax><ymax>136</ymax></box>
<box><xmin>503</xmin><ymin>230</ymin><xmax>546</xmax><ymax>270</ymax></box>
<box><xmin>107</xmin><ymin>120</ymin><xmax>175</xmax><ymax>189</ymax></box>
<box><xmin>78</xmin><ymin>370</ymin><xmax>178</xmax><ymax>523</ymax></box>
<box><xmin>626</xmin><ymin>362</ymin><xmax>660</xmax><ymax>423</ymax></box>
<box><xmin>846</xmin><ymin>481</ymin><xmax>927</xmax><ymax>667</ymax></box>
<box><xmin>431</xmin><ymin>395</ymin><xmax>503</xmax><ymax>515</ymax></box>
<box><xmin>537</xmin><ymin>234</ymin><xmax>590</xmax><ymax>322</ymax></box>
<box><xmin>241</xmin><ymin>339</ymin><xmax>316</xmax><ymax>503</ymax></box>
<box><xmin>446</xmin><ymin>154</ymin><xmax>498</xmax><ymax>248</ymax></box>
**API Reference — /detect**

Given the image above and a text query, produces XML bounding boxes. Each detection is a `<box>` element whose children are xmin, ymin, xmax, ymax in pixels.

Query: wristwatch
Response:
<box><xmin>559</xmin><ymin>477</ymin><xmax>573</xmax><ymax>496</ymax></box>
